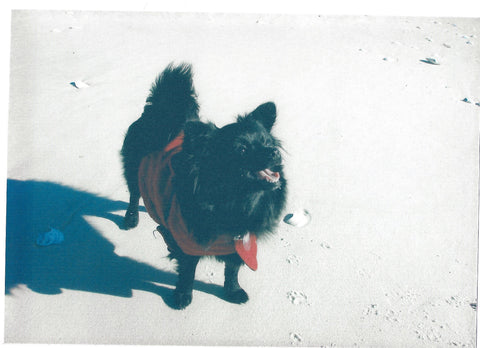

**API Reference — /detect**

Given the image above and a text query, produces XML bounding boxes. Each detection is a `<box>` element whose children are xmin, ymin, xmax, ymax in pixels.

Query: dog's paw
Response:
<box><xmin>124</xmin><ymin>210</ymin><xmax>139</xmax><ymax>229</ymax></box>
<box><xmin>174</xmin><ymin>289</ymin><xmax>193</xmax><ymax>309</ymax></box>
<box><xmin>225</xmin><ymin>288</ymin><xmax>249</xmax><ymax>304</ymax></box>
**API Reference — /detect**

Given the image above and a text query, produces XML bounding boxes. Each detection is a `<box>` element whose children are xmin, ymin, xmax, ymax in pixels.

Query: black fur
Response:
<box><xmin>121</xmin><ymin>63</ymin><xmax>287</xmax><ymax>309</ymax></box>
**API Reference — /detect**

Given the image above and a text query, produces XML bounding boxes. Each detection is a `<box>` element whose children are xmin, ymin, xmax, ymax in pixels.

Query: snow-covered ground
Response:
<box><xmin>4</xmin><ymin>10</ymin><xmax>479</xmax><ymax>346</ymax></box>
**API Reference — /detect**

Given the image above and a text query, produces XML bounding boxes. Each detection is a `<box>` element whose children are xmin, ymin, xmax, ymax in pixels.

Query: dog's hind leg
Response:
<box><xmin>122</xmin><ymin>155</ymin><xmax>141</xmax><ymax>229</ymax></box>
<box><xmin>222</xmin><ymin>254</ymin><xmax>249</xmax><ymax>304</ymax></box>
<box><xmin>174</xmin><ymin>254</ymin><xmax>200</xmax><ymax>309</ymax></box>
<box><xmin>121</xmin><ymin>123</ymin><xmax>143</xmax><ymax>229</ymax></box>
<box><xmin>124</xmin><ymin>192</ymin><xmax>140</xmax><ymax>229</ymax></box>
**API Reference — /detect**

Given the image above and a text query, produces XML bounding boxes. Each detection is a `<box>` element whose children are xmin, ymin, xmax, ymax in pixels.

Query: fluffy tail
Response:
<box><xmin>142</xmin><ymin>62</ymin><xmax>199</xmax><ymax>125</ymax></box>
<box><xmin>121</xmin><ymin>63</ymin><xmax>199</xmax><ymax>202</ymax></box>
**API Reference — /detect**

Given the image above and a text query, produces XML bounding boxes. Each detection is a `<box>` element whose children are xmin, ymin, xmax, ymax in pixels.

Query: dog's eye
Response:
<box><xmin>237</xmin><ymin>145</ymin><xmax>247</xmax><ymax>155</ymax></box>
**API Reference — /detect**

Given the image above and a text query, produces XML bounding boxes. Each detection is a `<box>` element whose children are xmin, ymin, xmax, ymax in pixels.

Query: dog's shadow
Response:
<box><xmin>5</xmin><ymin>179</ymin><xmax>224</xmax><ymax>309</ymax></box>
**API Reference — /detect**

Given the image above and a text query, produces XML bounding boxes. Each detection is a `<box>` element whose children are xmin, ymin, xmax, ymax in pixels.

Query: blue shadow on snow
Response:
<box><xmin>5</xmin><ymin>179</ymin><xmax>224</xmax><ymax>309</ymax></box>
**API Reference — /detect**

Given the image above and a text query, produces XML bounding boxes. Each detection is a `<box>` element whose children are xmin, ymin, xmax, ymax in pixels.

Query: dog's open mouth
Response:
<box><xmin>257</xmin><ymin>169</ymin><xmax>281</xmax><ymax>183</ymax></box>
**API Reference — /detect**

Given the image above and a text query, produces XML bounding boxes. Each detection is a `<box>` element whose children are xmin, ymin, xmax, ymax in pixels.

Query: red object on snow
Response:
<box><xmin>235</xmin><ymin>233</ymin><xmax>258</xmax><ymax>271</ymax></box>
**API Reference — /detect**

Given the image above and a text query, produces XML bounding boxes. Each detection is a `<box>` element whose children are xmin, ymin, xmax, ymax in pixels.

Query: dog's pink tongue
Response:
<box><xmin>235</xmin><ymin>233</ymin><xmax>258</xmax><ymax>271</ymax></box>
<box><xmin>258</xmin><ymin>169</ymin><xmax>281</xmax><ymax>183</ymax></box>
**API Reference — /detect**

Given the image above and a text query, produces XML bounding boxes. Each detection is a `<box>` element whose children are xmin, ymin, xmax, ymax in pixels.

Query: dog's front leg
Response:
<box><xmin>223</xmin><ymin>254</ymin><xmax>249</xmax><ymax>304</ymax></box>
<box><xmin>174</xmin><ymin>254</ymin><xmax>200</xmax><ymax>309</ymax></box>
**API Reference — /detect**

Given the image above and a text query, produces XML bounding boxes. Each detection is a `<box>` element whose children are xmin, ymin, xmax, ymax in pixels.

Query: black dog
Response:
<box><xmin>121</xmin><ymin>63</ymin><xmax>287</xmax><ymax>309</ymax></box>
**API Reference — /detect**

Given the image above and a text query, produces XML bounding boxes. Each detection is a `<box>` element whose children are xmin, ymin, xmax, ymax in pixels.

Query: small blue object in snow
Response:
<box><xmin>36</xmin><ymin>228</ymin><xmax>64</xmax><ymax>246</ymax></box>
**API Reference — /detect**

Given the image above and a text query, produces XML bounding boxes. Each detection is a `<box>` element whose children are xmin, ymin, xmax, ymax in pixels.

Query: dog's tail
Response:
<box><xmin>142</xmin><ymin>62</ymin><xmax>199</xmax><ymax>126</ymax></box>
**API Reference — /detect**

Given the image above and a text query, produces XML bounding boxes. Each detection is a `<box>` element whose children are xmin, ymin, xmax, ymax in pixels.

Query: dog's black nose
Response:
<box><xmin>269</xmin><ymin>148</ymin><xmax>281</xmax><ymax>161</ymax></box>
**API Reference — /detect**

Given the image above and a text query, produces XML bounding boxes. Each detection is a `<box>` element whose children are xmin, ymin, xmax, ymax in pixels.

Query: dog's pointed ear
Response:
<box><xmin>183</xmin><ymin>121</ymin><xmax>217</xmax><ymax>155</ymax></box>
<box><xmin>248</xmin><ymin>102</ymin><xmax>277</xmax><ymax>132</ymax></box>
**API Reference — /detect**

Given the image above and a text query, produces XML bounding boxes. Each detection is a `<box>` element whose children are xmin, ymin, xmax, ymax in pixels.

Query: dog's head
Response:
<box><xmin>183</xmin><ymin>102</ymin><xmax>284</xmax><ymax>191</ymax></box>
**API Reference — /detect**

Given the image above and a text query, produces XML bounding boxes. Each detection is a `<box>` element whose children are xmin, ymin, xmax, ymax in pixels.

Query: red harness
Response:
<box><xmin>138</xmin><ymin>132</ymin><xmax>257</xmax><ymax>270</ymax></box>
